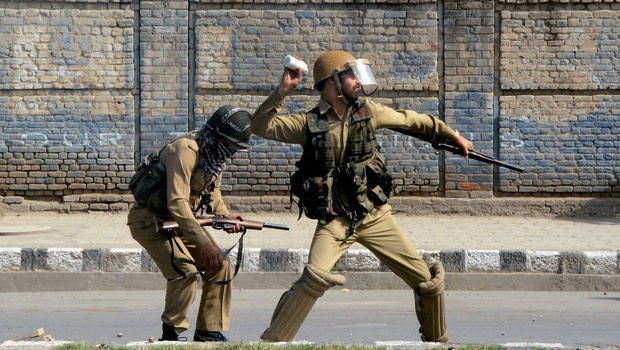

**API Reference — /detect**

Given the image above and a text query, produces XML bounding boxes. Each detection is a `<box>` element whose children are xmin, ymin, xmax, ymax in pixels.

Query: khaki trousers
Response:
<box><xmin>128</xmin><ymin>207</ymin><xmax>232</xmax><ymax>333</ymax></box>
<box><xmin>309</xmin><ymin>205</ymin><xmax>431</xmax><ymax>287</ymax></box>
<box><xmin>261</xmin><ymin>204</ymin><xmax>434</xmax><ymax>341</ymax></box>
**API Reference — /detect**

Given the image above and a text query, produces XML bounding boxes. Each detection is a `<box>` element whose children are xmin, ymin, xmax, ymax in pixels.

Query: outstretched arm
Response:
<box><xmin>370</xmin><ymin>102</ymin><xmax>474</xmax><ymax>156</ymax></box>
<box><xmin>451</xmin><ymin>134</ymin><xmax>474</xmax><ymax>158</ymax></box>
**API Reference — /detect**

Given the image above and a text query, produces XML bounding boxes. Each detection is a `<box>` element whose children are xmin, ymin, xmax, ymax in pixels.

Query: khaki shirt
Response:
<box><xmin>128</xmin><ymin>133</ymin><xmax>229</xmax><ymax>248</ymax></box>
<box><xmin>251</xmin><ymin>89</ymin><xmax>460</xmax><ymax>166</ymax></box>
<box><xmin>251</xmin><ymin>89</ymin><xmax>460</xmax><ymax>223</ymax></box>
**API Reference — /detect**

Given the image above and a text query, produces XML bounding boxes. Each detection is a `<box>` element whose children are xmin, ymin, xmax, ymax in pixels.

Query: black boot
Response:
<box><xmin>193</xmin><ymin>329</ymin><xmax>228</xmax><ymax>342</ymax></box>
<box><xmin>158</xmin><ymin>323</ymin><xmax>179</xmax><ymax>341</ymax></box>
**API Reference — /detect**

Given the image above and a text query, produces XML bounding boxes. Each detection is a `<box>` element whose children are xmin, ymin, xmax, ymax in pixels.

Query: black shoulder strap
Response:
<box><xmin>165</xmin><ymin>228</ymin><xmax>246</xmax><ymax>285</ymax></box>
<box><xmin>297</xmin><ymin>108</ymin><xmax>335</xmax><ymax>174</ymax></box>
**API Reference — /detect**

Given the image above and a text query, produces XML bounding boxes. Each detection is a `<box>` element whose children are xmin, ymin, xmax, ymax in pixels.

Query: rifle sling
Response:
<box><xmin>166</xmin><ymin>228</ymin><xmax>246</xmax><ymax>285</ymax></box>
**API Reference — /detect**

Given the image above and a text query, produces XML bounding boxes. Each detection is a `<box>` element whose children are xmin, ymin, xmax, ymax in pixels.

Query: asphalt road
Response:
<box><xmin>1</xmin><ymin>289</ymin><xmax>619</xmax><ymax>348</ymax></box>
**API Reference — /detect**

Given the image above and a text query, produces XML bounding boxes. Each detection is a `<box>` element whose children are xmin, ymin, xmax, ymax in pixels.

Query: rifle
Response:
<box><xmin>156</xmin><ymin>215</ymin><xmax>288</xmax><ymax>285</ymax></box>
<box><xmin>390</xmin><ymin>128</ymin><xmax>524</xmax><ymax>173</ymax></box>
<box><xmin>157</xmin><ymin>215</ymin><xmax>290</xmax><ymax>232</ymax></box>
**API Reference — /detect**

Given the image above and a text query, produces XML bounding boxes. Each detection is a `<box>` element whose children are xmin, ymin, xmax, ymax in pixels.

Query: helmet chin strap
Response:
<box><xmin>334</xmin><ymin>75</ymin><xmax>353</xmax><ymax>106</ymax></box>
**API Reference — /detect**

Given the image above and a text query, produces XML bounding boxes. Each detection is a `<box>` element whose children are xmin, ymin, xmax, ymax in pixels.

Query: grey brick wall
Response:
<box><xmin>0</xmin><ymin>3</ymin><xmax>135</xmax><ymax>197</ymax></box>
<box><xmin>0</xmin><ymin>0</ymin><xmax>618</xmax><ymax>207</ymax></box>
<box><xmin>498</xmin><ymin>4</ymin><xmax>620</xmax><ymax>194</ymax></box>
<box><xmin>443</xmin><ymin>1</ymin><xmax>496</xmax><ymax>197</ymax></box>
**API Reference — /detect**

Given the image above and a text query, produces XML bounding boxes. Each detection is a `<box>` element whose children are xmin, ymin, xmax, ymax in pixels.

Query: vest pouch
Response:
<box><xmin>290</xmin><ymin>170</ymin><xmax>336</xmax><ymax>221</ymax></box>
<box><xmin>331</xmin><ymin>162</ymin><xmax>373</xmax><ymax>220</ymax></box>
<box><xmin>364</xmin><ymin>152</ymin><xmax>394</xmax><ymax>205</ymax></box>
<box><xmin>331</xmin><ymin>152</ymin><xmax>394</xmax><ymax>219</ymax></box>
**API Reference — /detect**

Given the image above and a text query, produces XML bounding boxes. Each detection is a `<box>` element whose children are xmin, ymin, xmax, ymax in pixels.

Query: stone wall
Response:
<box><xmin>1</xmin><ymin>0</ymin><xmax>619</xmax><ymax>211</ymax></box>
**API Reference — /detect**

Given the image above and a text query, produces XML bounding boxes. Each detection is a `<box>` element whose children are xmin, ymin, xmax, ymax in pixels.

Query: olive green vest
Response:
<box><xmin>296</xmin><ymin>102</ymin><xmax>377</xmax><ymax>174</ymax></box>
<box><xmin>290</xmin><ymin>100</ymin><xmax>395</xmax><ymax>228</ymax></box>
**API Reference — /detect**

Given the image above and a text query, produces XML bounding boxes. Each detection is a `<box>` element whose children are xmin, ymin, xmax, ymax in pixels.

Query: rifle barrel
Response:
<box><xmin>262</xmin><ymin>222</ymin><xmax>290</xmax><ymax>231</ymax></box>
<box><xmin>437</xmin><ymin>144</ymin><xmax>524</xmax><ymax>173</ymax></box>
<box><xmin>389</xmin><ymin>128</ymin><xmax>525</xmax><ymax>173</ymax></box>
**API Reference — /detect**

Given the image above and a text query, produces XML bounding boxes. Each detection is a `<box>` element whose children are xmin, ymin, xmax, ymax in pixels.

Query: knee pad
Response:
<box><xmin>414</xmin><ymin>262</ymin><xmax>450</xmax><ymax>343</ymax></box>
<box><xmin>260</xmin><ymin>265</ymin><xmax>346</xmax><ymax>342</ymax></box>
<box><xmin>298</xmin><ymin>263</ymin><xmax>347</xmax><ymax>297</ymax></box>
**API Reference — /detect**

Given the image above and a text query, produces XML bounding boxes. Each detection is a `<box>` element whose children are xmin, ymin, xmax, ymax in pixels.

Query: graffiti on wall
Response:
<box><xmin>0</xmin><ymin>131</ymin><xmax>126</xmax><ymax>148</ymax></box>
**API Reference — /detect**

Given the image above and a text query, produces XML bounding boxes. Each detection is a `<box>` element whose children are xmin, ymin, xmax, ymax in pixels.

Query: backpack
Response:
<box><xmin>128</xmin><ymin>147</ymin><xmax>170</xmax><ymax>216</ymax></box>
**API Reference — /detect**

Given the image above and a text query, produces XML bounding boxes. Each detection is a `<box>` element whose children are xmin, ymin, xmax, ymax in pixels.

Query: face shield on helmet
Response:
<box><xmin>342</xmin><ymin>59</ymin><xmax>379</xmax><ymax>96</ymax></box>
<box><xmin>313</xmin><ymin>51</ymin><xmax>380</xmax><ymax>96</ymax></box>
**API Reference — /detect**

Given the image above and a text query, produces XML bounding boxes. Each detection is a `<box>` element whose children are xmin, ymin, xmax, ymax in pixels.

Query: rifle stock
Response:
<box><xmin>390</xmin><ymin>128</ymin><xmax>524</xmax><ymax>172</ymax></box>
<box><xmin>157</xmin><ymin>216</ymin><xmax>289</xmax><ymax>232</ymax></box>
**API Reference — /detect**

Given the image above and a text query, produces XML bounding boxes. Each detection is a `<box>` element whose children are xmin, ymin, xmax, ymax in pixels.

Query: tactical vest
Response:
<box><xmin>290</xmin><ymin>100</ymin><xmax>395</xmax><ymax>229</ymax></box>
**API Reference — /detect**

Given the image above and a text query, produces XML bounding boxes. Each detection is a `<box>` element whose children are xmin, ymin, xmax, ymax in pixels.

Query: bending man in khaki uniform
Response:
<box><xmin>251</xmin><ymin>50</ymin><xmax>474</xmax><ymax>343</ymax></box>
<box><xmin>127</xmin><ymin>106</ymin><xmax>252</xmax><ymax>342</ymax></box>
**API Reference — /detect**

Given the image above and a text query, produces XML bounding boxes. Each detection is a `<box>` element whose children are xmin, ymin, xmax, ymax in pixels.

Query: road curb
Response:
<box><xmin>2</xmin><ymin>247</ymin><xmax>620</xmax><ymax>293</ymax></box>
<box><xmin>1</xmin><ymin>247</ymin><xmax>619</xmax><ymax>276</ymax></box>
<box><xmin>2</xmin><ymin>271</ymin><xmax>620</xmax><ymax>293</ymax></box>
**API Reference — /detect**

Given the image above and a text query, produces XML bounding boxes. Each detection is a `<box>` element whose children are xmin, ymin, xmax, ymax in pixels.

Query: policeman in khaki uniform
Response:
<box><xmin>127</xmin><ymin>106</ymin><xmax>252</xmax><ymax>342</ymax></box>
<box><xmin>251</xmin><ymin>51</ymin><xmax>474</xmax><ymax>343</ymax></box>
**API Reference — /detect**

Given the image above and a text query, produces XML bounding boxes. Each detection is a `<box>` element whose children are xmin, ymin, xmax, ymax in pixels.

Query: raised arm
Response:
<box><xmin>251</xmin><ymin>67</ymin><xmax>307</xmax><ymax>145</ymax></box>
